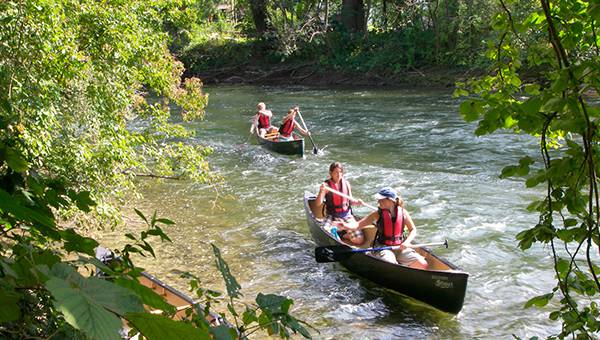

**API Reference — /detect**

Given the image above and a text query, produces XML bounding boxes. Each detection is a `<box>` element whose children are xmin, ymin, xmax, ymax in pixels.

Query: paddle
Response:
<box><xmin>296</xmin><ymin>110</ymin><xmax>319</xmax><ymax>155</ymax></box>
<box><xmin>322</xmin><ymin>186</ymin><xmax>378</xmax><ymax>211</ymax></box>
<box><xmin>315</xmin><ymin>240</ymin><xmax>449</xmax><ymax>263</ymax></box>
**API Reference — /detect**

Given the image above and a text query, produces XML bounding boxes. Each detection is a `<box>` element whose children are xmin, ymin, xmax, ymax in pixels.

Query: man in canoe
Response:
<box><xmin>250</xmin><ymin>102</ymin><xmax>278</xmax><ymax>137</ymax></box>
<box><xmin>278</xmin><ymin>107</ymin><xmax>310</xmax><ymax>141</ymax></box>
<box><xmin>316</xmin><ymin>162</ymin><xmax>365</xmax><ymax>245</ymax></box>
<box><xmin>333</xmin><ymin>187</ymin><xmax>428</xmax><ymax>269</ymax></box>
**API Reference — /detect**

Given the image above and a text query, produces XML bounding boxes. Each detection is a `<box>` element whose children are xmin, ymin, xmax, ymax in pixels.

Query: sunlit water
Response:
<box><xmin>96</xmin><ymin>85</ymin><xmax>561</xmax><ymax>339</ymax></box>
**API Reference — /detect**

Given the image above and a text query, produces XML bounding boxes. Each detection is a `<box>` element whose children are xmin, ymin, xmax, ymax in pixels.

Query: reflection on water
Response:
<box><xmin>95</xmin><ymin>85</ymin><xmax>559</xmax><ymax>339</ymax></box>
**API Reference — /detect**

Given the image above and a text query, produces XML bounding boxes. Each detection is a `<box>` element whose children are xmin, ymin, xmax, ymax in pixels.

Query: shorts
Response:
<box><xmin>373</xmin><ymin>243</ymin><xmax>425</xmax><ymax>266</ymax></box>
<box><xmin>278</xmin><ymin>135</ymin><xmax>294</xmax><ymax>141</ymax></box>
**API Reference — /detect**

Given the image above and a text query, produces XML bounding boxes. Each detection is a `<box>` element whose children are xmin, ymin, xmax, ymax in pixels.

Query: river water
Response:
<box><xmin>97</xmin><ymin>85</ymin><xmax>561</xmax><ymax>339</ymax></box>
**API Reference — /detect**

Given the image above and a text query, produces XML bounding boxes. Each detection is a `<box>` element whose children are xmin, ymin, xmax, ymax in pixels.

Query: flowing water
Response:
<box><xmin>96</xmin><ymin>85</ymin><xmax>562</xmax><ymax>339</ymax></box>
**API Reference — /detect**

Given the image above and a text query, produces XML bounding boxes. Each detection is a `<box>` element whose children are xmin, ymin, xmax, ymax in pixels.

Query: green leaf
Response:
<box><xmin>283</xmin><ymin>314</ymin><xmax>312</xmax><ymax>338</ymax></box>
<box><xmin>556</xmin><ymin>258</ymin><xmax>570</xmax><ymax>278</ymax></box>
<box><xmin>453</xmin><ymin>88</ymin><xmax>469</xmax><ymax>97</ymax></box>
<box><xmin>524</xmin><ymin>293</ymin><xmax>553</xmax><ymax>308</ymax></box>
<box><xmin>549</xmin><ymin>311</ymin><xmax>561</xmax><ymax>321</ymax></box>
<box><xmin>155</xmin><ymin>218</ymin><xmax>175</xmax><ymax>225</ymax></box>
<box><xmin>5</xmin><ymin>147</ymin><xmax>29</xmax><ymax>172</ymax></box>
<box><xmin>0</xmin><ymin>97</ymin><xmax>12</xmax><ymax>115</ymax></box>
<box><xmin>563</xmin><ymin>218</ymin><xmax>577</xmax><ymax>227</ymax></box>
<box><xmin>115</xmin><ymin>277</ymin><xmax>175</xmax><ymax>314</ymax></box>
<box><xmin>0</xmin><ymin>188</ymin><xmax>56</xmax><ymax>230</ymax></box>
<box><xmin>500</xmin><ymin>165</ymin><xmax>517</xmax><ymax>179</ymax></box>
<box><xmin>46</xmin><ymin>263</ymin><xmax>145</xmax><ymax>339</ymax></box>
<box><xmin>135</xmin><ymin>208</ymin><xmax>149</xmax><ymax>225</ymax></box>
<box><xmin>242</xmin><ymin>307</ymin><xmax>258</xmax><ymax>325</ymax></box>
<box><xmin>209</xmin><ymin>324</ymin><xmax>237</xmax><ymax>340</ymax></box>
<box><xmin>227</xmin><ymin>302</ymin><xmax>238</xmax><ymax>317</ymax></box>
<box><xmin>45</xmin><ymin>276</ymin><xmax>123</xmax><ymax>340</ymax></box>
<box><xmin>73</xmin><ymin>191</ymin><xmax>95</xmax><ymax>212</ymax></box>
<box><xmin>125</xmin><ymin>312</ymin><xmax>212</xmax><ymax>340</ymax></box>
<box><xmin>509</xmin><ymin>74</ymin><xmax>522</xmax><ymax>87</ymax></box>
<box><xmin>211</xmin><ymin>243</ymin><xmax>242</xmax><ymax>299</ymax></box>
<box><xmin>556</xmin><ymin>228</ymin><xmax>577</xmax><ymax>242</ymax></box>
<box><xmin>459</xmin><ymin>99</ymin><xmax>484</xmax><ymax>122</ymax></box>
<box><xmin>256</xmin><ymin>293</ymin><xmax>293</xmax><ymax>315</ymax></box>
<box><xmin>60</xmin><ymin>228</ymin><xmax>99</xmax><ymax>255</ymax></box>
<box><xmin>541</xmin><ymin>97</ymin><xmax>566</xmax><ymax>113</ymax></box>
<box><xmin>524</xmin><ymin>84</ymin><xmax>541</xmax><ymax>95</ymax></box>
<box><xmin>0</xmin><ymin>289</ymin><xmax>21</xmax><ymax>322</ymax></box>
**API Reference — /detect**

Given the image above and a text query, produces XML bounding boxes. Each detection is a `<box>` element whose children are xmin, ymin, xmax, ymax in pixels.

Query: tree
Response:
<box><xmin>341</xmin><ymin>0</ymin><xmax>366</xmax><ymax>32</ymax></box>
<box><xmin>0</xmin><ymin>0</ymin><xmax>311</xmax><ymax>338</ymax></box>
<box><xmin>456</xmin><ymin>0</ymin><xmax>600</xmax><ymax>337</ymax></box>
<box><xmin>249</xmin><ymin>0</ymin><xmax>276</xmax><ymax>38</ymax></box>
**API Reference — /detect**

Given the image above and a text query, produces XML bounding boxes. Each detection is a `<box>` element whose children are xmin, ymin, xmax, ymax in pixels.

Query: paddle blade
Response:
<box><xmin>312</xmin><ymin>146</ymin><xmax>318</xmax><ymax>155</ymax></box>
<box><xmin>314</xmin><ymin>245</ymin><xmax>355</xmax><ymax>263</ymax></box>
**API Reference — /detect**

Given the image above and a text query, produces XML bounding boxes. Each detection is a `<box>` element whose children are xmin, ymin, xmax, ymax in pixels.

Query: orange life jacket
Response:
<box><xmin>258</xmin><ymin>113</ymin><xmax>270</xmax><ymax>129</ymax></box>
<box><xmin>279</xmin><ymin>118</ymin><xmax>295</xmax><ymax>137</ymax></box>
<box><xmin>324</xmin><ymin>179</ymin><xmax>350</xmax><ymax>215</ymax></box>
<box><xmin>376</xmin><ymin>206</ymin><xmax>404</xmax><ymax>246</ymax></box>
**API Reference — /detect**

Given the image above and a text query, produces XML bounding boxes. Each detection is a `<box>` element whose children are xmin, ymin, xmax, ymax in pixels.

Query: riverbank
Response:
<box><xmin>187</xmin><ymin>63</ymin><xmax>480</xmax><ymax>89</ymax></box>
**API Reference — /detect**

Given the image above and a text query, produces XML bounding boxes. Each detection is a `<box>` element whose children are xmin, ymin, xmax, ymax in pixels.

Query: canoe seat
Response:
<box><xmin>308</xmin><ymin>197</ymin><xmax>326</xmax><ymax>220</ymax></box>
<box><xmin>264</xmin><ymin>132</ymin><xmax>280</xmax><ymax>139</ymax></box>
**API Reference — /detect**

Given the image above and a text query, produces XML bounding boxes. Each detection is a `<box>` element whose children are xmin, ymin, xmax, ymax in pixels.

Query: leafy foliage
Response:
<box><xmin>179</xmin><ymin>0</ymin><xmax>496</xmax><ymax>76</ymax></box>
<box><xmin>0</xmin><ymin>0</ymin><xmax>309</xmax><ymax>339</ymax></box>
<box><xmin>456</xmin><ymin>0</ymin><xmax>600</xmax><ymax>337</ymax></box>
<box><xmin>178</xmin><ymin>244</ymin><xmax>315</xmax><ymax>339</ymax></box>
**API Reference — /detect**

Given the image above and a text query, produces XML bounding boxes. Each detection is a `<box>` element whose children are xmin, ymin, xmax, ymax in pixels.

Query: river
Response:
<box><xmin>96</xmin><ymin>85</ymin><xmax>560</xmax><ymax>339</ymax></box>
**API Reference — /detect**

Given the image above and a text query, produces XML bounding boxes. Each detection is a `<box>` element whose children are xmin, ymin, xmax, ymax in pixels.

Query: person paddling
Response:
<box><xmin>334</xmin><ymin>187</ymin><xmax>428</xmax><ymax>269</ymax></box>
<box><xmin>316</xmin><ymin>162</ymin><xmax>365</xmax><ymax>245</ymax></box>
<box><xmin>277</xmin><ymin>106</ymin><xmax>310</xmax><ymax>141</ymax></box>
<box><xmin>251</xmin><ymin>102</ymin><xmax>278</xmax><ymax>137</ymax></box>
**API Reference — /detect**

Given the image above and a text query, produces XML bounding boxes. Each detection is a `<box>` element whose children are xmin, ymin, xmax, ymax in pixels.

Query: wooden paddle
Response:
<box><xmin>296</xmin><ymin>110</ymin><xmax>319</xmax><ymax>155</ymax></box>
<box><xmin>322</xmin><ymin>186</ymin><xmax>378</xmax><ymax>211</ymax></box>
<box><xmin>315</xmin><ymin>240</ymin><xmax>449</xmax><ymax>263</ymax></box>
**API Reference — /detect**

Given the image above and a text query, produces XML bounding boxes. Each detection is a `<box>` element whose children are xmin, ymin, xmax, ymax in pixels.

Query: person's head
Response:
<box><xmin>374</xmin><ymin>187</ymin><xmax>404</xmax><ymax>209</ymax></box>
<box><xmin>257</xmin><ymin>102</ymin><xmax>266</xmax><ymax>110</ymax></box>
<box><xmin>328</xmin><ymin>162</ymin><xmax>344</xmax><ymax>182</ymax></box>
<box><xmin>286</xmin><ymin>108</ymin><xmax>297</xmax><ymax>119</ymax></box>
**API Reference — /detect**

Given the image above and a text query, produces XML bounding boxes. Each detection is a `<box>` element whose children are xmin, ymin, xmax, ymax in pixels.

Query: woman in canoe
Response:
<box><xmin>277</xmin><ymin>107</ymin><xmax>310</xmax><ymax>141</ymax></box>
<box><xmin>316</xmin><ymin>162</ymin><xmax>365</xmax><ymax>245</ymax></box>
<box><xmin>334</xmin><ymin>187</ymin><xmax>428</xmax><ymax>269</ymax></box>
<box><xmin>251</xmin><ymin>102</ymin><xmax>278</xmax><ymax>137</ymax></box>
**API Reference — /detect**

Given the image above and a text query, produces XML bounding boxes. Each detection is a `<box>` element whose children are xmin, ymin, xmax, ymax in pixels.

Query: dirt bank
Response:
<box><xmin>189</xmin><ymin>63</ymin><xmax>479</xmax><ymax>89</ymax></box>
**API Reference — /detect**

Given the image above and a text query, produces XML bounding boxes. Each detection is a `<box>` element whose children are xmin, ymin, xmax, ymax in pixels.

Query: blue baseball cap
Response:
<box><xmin>374</xmin><ymin>187</ymin><xmax>398</xmax><ymax>201</ymax></box>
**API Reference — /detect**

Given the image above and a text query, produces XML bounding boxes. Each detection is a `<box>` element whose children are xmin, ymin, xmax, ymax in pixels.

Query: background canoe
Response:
<box><xmin>303</xmin><ymin>191</ymin><xmax>469</xmax><ymax>314</ymax></box>
<box><xmin>257</xmin><ymin>133</ymin><xmax>304</xmax><ymax>156</ymax></box>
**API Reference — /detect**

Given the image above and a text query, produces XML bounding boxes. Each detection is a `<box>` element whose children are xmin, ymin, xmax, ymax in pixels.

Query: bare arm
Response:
<box><xmin>317</xmin><ymin>182</ymin><xmax>328</xmax><ymax>203</ymax></box>
<box><xmin>293</xmin><ymin>119</ymin><xmax>309</xmax><ymax>135</ymax></box>
<box><xmin>335</xmin><ymin>210</ymin><xmax>379</xmax><ymax>230</ymax></box>
<box><xmin>402</xmin><ymin>210</ymin><xmax>417</xmax><ymax>245</ymax></box>
<box><xmin>250</xmin><ymin>114</ymin><xmax>258</xmax><ymax>133</ymax></box>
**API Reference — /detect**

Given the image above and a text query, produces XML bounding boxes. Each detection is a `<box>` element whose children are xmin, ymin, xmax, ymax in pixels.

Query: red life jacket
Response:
<box><xmin>279</xmin><ymin>118</ymin><xmax>295</xmax><ymax>137</ymax></box>
<box><xmin>376</xmin><ymin>206</ymin><xmax>404</xmax><ymax>246</ymax></box>
<box><xmin>258</xmin><ymin>113</ymin><xmax>270</xmax><ymax>129</ymax></box>
<box><xmin>324</xmin><ymin>179</ymin><xmax>350</xmax><ymax>215</ymax></box>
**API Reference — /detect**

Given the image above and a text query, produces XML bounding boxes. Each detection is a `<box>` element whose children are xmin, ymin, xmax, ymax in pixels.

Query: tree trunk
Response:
<box><xmin>443</xmin><ymin>0</ymin><xmax>459</xmax><ymax>50</ymax></box>
<box><xmin>249</xmin><ymin>0</ymin><xmax>271</xmax><ymax>36</ymax></box>
<box><xmin>341</xmin><ymin>0</ymin><xmax>365</xmax><ymax>33</ymax></box>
